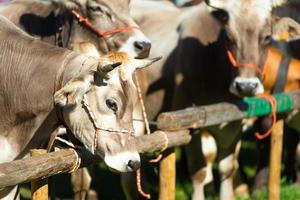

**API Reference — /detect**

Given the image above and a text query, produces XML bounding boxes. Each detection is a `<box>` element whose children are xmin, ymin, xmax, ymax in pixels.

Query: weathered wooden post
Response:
<box><xmin>30</xmin><ymin>149</ymin><xmax>48</xmax><ymax>200</ymax></box>
<box><xmin>157</xmin><ymin>118</ymin><xmax>177</xmax><ymax>200</ymax></box>
<box><xmin>268</xmin><ymin>119</ymin><xmax>284</xmax><ymax>200</ymax></box>
<box><xmin>159</xmin><ymin>148</ymin><xmax>176</xmax><ymax>200</ymax></box>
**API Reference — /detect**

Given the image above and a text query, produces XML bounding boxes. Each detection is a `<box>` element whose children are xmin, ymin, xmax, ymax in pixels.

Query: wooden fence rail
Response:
<box><xmin>1</xmin><ymin>91</ymin><xmax>300</xmax><ymax>200</ymax></box>
<box><xmin>0</xmin><ymin>130</ymin><xmax>190</xmax><ymax>189</ymax></box>
<box><xmin>156</xmin><ymin>91</ymin><xmax>300</xmax><ymax>200</ymax></box>
<box><xmin>157</xmin><ymin>91</ymin><xmax>300</xmax><ymax>130</ymax></box>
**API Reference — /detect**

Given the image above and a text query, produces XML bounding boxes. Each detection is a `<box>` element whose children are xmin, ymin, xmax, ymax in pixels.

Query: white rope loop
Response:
<box><xmin>69</xmin><ymin>148</ymin><xmax>82</xmax><ymax>173</ymax></box>
<box><xmin>134</xmin><ymin>72</ymin><xmax>151</xmax><ymax>135</ymax></box>
<box><xmin>82</xmin><ymin>95</ymin><xmax>134</xmax><ymax>153</ymax></box>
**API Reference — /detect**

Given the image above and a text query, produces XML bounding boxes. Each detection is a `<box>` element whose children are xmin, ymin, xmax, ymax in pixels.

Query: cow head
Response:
<box><xmin>205</xmin><ymin>0</ymin><xmax>300</xmax><ymax>96</ymax></box>
<box><xmin>54</xmin><ymin>0</ymin><xmax>151</xmax><ymax>58</ymax></box>
<box><xmin>54</xmin><ymin>51</ymin><xmax>160</xmax><ymax>172</ymax></box>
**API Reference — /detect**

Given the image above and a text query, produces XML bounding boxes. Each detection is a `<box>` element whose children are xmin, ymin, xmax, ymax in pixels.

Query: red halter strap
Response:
<box><xmin>227</xmin><ymin>50</ymin><xmax>266</xmax><ymax>80</ymax></box>
<box><xmin>226</xmin><ymin>50</ymin><xmax>276</xmax><ymax>140</ymax></box>
<box><xmin>71</xmin><ymin>10</ymin><xmax>140</xmax><ymax>38</ymax></box>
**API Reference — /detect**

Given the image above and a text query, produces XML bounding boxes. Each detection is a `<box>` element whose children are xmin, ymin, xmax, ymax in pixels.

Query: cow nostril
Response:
<box><xmin>134</xmin><ymin>41</ymin><xmax>144</xmax><ymax>51</ymax></box>
<box><xmin>134</xmin><ymin>41</ymin><xmax>151</xmax><ymax>58</ymax></box>
<box><xmin>249</xmin><ymin>82</ymin><xmax>258</xmax><ymax>90</ymax></box>
<box><xmin>128</xmin><ymin>160</ymin><xmax>141</xmax><ymax>171</ymax></box>
<box><xmin>235</xmin><ymin>81</ymin><xmax>259</xmax><ymax>96</ymax></box>
<box><xmin>236</xmin><ymin>82</ymin><xmax>244</xmax><ymax>93</ymax></box>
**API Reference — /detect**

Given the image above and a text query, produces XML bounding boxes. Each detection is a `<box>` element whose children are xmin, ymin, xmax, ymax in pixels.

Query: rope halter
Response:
<box><xmin>71</xmin><ymin>10</ymin><xmax>140</xmax><ymax>38</ymax></box>
<box><xmin>82</xmin><ymin>94</ymin><xmax>134</xmax><ymax>154</ymax></box>
<box><xmin>226</xmin><ymin>50</ymin><xmax>276</xmax><ymax>140</ymax></box>
<box><xmin>227</xmin><ymin>50</ymin><xmax>267</xmax><ymax>80</ymax></box>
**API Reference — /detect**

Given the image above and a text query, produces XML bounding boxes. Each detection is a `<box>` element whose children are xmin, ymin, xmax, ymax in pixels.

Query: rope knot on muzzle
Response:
<box><xmin>227</xmin><ymin>50</ymin><xmax>266</xmax><ymax>80</ymax></box>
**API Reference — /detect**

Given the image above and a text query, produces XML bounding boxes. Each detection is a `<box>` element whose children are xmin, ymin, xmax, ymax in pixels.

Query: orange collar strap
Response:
<box><xmin>227</xmin><ymin>50</ymin><xmax>267</xmax><ymax>80</ymax></box>
<box><xmin>71</xmin><ymin>10</ymin><xmax>140</xmax><ymax>38</ymax></box>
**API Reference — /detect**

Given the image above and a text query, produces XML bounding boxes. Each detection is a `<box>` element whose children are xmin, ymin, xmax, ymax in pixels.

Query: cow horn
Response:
<box><xmin>272</xmin><ymin>0</ymin><xmax>287</xmax><ymax>7</ymax></box>
<box><xmin>205</xmin><ymin>0</ymin><xmax>226</xmax><ymax>9</ymax></box>
<box><xmin>98</xmin><ymin>62</ymin><xmax>122</xmax><ymax>74</ymax></box>
<box><xmin>135</xmin><ymin>56</ymin><xmax>162</xmax><ymax>70</ymax></box>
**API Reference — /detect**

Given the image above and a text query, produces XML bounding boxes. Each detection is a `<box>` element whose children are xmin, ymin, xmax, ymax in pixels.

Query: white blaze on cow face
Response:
<box><xmin>54</xmin><ymin>52</ymin><xmax>161</xmax><ymax>172</ymax></box>
<box><xmin>206</xmin><ymin>0</ymin><xmax>300</xmax><ymax>97</ymax></box>
<box><xmin>56</xmin><ymin>0</ymin><xmax>151</xmax><ymax>58</ymax></box>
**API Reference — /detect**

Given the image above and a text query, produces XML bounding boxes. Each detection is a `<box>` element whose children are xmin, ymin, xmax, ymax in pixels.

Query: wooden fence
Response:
<box><xmin>157</xmin><ymin>91</ymin><xmax>300</xmax><ymax>200</ymax></box>
<box><xmin>1</xmin><ymin>91</ymin><xmax>300</xmax><ymax>200</ymax></box>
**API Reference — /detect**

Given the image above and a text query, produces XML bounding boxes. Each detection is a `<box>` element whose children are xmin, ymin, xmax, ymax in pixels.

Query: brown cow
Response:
<box><xmin>250</xmin><ymin>47</ymin><xmax>300</xmax><ymax>191</ymax></box>
<box><xmin>0</xmin><ymin>15</ymin><xmax>159</xmax><ymax>199</ymax></box>
<box><xmin>131</xmin><ymin>0</ymin><xmax>300</xmax><ymax>199</ymax></box>
<box><xmin>0</xmin><ymin>1</ymin><xmax>153</xmax><ymax>198</ymax></box>
<box><xmin>251</xmin><ymin>2</ymin><xmax>300</xmax><ymax>190</ymax></box>
<box><xmin>0</xmin><ymin>0</ymin><xmax>151</xmax><ymax>58</ymax></box>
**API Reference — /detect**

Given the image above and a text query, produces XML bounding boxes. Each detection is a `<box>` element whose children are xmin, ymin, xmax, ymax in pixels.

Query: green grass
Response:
<box><xmin>236</xmin><ymin>184</ymin><xmax>300</xmax><ymax>200</ymax></box>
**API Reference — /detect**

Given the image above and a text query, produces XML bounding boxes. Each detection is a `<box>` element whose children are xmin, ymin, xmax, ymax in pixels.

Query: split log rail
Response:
<box><xmin>1</xmin><ymin>91</ymin><xmax>300</xmax><ymax>200</ymax></box>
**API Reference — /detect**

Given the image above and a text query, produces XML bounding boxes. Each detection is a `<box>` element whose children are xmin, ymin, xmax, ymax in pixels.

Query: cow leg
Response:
<box><xmin>201</xmin><ymin>132</ymin><xmax>217</xmax><ymax>186</ymax></box>
<box><xmin>283</xmin><ymin>126</ymin><xmax>300</xmax><ymax>183</ymax></box>
<box><xmin>218</xmin><ymin>141</ymin><xmax>241</xmax><ymax>200</ymax></box>
<box><xmin>71</xmin><ymin>168</ymin><xmax>92</xmax><ymax>200</ymax></box>
<box><xmin>0</xmin><ymin>186</ymin><xmax>19</xmax><ymax>200</ymax></box>
<box><xmin>253</xmin><ymin>116</ymin><xmax>272</xmax><ymax>192</ymax></box>
<box><xmin>185</xmin><ymin>130</ymin><xmax>211</xmax><ymax>200</ymax></box>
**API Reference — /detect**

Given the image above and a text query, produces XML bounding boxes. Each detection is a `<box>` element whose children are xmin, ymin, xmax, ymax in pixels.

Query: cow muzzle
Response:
<box><xmin>230</xmin><ymin>77</ymin><xmax>264</xmax><ymax>97</ymax></box>
<box><xmin>104</xmin><ymin>151</ymin><xmax>141</xmax><ymax>172</ymax></box>
<box><xmin>119</xmin><ymin>30</ymin><xmax>151</xmax><ymax>59</ymax></box>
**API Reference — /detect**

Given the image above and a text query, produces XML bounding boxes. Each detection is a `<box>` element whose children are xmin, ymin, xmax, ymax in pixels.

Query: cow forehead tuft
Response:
<box><xmin>105</xmin><ymin>52</ymin><xmax>130</xmax><ymax>63</ymax></box>
<box><xmin>221</xmin><ymin>0</ymin><xmax>272</xmax><ymax>20</ymax></box>
<box><xmin>237</xmin><ymin>0</ymin><xmax>272</xmax><ymax>12</ymax></box>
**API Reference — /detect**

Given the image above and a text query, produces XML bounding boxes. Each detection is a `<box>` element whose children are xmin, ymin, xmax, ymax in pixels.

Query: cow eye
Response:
<box><xmin>106</xmin><ymin>99</ymin><xmax>118</xmax><ymax>113</ymax></box>
<box><xmin>211</xmin><ymin>9</ymin><xmax>229</xmax><ymax>24</ymax></box>
<box><xmin>87</xmin><ymin>5</ymin><xmax>104</xmax><ymax>13</ymax></box>
<box><xmin>263</xmin><ymin>35</ymin><xmax>272</xmax><ymax>45</ymax></box>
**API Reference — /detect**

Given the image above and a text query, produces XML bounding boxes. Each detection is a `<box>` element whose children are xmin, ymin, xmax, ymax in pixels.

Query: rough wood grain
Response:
<box><xmin>31</xmin><ymin>149</ymin><xmax>48</xmax><ymax>200</ymax></box>
<box><xmin>136</xmin><ymin>130</ymin><xmax>191</xmax><ymax>153</ymax></box>
<box><xmin>268</xmin><ymin>120</ymin><xmax>284</xmax><ymax>200</ymax></box>
<box><xmin>0</xmin><ymin>148</ymin><xmax>98</xmax><ymax>189</ymax></box>
<box><xmin>0</xmin><ymin>130</ymin><xmax>190</xmax><ymax>188</ymax></box>
<box><xmin>157</xmin><ymin>91</ymin><xmax>300</xmax><ymax>131</ymax></box>
<box><xmin>159</xmin><ymin>149</ymin><xmax>176</xmax><ymax>200</ymax></box>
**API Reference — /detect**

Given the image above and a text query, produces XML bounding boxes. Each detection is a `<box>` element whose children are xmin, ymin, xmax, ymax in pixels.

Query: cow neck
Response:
<box><xmin>53</xmin><ymin>51</ymin><xmax>79</xmax><ymax>126</ymax></box>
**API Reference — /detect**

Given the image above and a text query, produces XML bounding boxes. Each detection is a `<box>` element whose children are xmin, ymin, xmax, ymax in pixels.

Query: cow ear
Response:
<box><xmin>272</xmin><ymin>17</ymin><xmax>300</xmax><ymax>42</ymax></box>
<box><xmin>54</xmin><ymin>71</ymin><xmax>94</xmax><ymax>106</ymax></box>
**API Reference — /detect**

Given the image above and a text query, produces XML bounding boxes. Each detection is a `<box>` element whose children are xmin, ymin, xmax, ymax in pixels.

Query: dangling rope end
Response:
<box><xmin>255</xmin><ymin>94</ymin><xmax>277</xmax><ymax>140</ymax></box>
<box><xmin>255</xmin><ymin>129</ymin><xmax>272</xmax><ymax>140</ymax></box>
<box><xmin>149</xmin><ymin>154</ymin><xmax>163</xmax><ymax>163</ymax></box>
<box><xmin>136</xmin><ymin>169</ymin><xmax>151</xmax><ymax>199</ymax></box>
